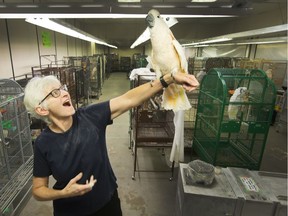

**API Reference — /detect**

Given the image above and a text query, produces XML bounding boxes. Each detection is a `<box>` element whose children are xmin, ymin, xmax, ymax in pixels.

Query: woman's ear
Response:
<box><xmin>35</xmin><ymin>106</ymin><xmax>49</xmax><ymax>116</ymax></box>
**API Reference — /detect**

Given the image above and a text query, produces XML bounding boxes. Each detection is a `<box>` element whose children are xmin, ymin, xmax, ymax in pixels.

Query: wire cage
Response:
<box><xmin>89</xmin><ymin>55</ymin><xmax>105</xmax><ymax>99</ymax></box>
<box><xmin>193</xmin><ymin>68</ymin><xmax>276</xmax><ymax>170</ymax></box>
<box><xmin>130</xmin><ymin>75</ymin><xmax>175</xmax><ymax>180</ymax></box>
<box><xmin>0</xmin><ymin>79</ymin><xmax>33</xmax><ymax>215</ymax></box>
<box><xmin>184</xmin><ymin>90</ymin><xmax>199</xmax><ymax>148</ymax></box>
<box><xmin>66</xmin><ymin>56</ymin><xmax>90</xmax><ymax>106</ymax></box>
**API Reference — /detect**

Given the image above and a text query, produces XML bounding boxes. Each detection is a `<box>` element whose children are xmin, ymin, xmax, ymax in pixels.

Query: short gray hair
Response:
<box><xmin>24</xmin><ymin>75</ymin><xmax>60</xmax><ymax>124</ymax></box>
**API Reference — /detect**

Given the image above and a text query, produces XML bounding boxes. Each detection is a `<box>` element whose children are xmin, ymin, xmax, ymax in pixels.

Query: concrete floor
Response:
<box><xmin>19</xmin><ymin>72</ymin><xmax>287</xmax><ymax>216</ymax></box>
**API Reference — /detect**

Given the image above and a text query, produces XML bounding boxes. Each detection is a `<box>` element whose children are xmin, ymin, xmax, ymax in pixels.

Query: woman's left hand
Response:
<box><xmin>62</xmin><ymin>172</ymin><xmax>97</xmax><ymax>198</ymax></box>
<box><xmin>173</xmin><ymin>72</ymin><xmax>200</xmax><ymax>92</ymax></box>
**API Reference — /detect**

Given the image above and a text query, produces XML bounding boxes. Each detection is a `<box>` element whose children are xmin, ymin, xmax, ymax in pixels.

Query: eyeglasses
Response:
<box><xmin>38</xmin><ymin>84</ymin><xmax>68</xmax><ymax>105</ymax></box>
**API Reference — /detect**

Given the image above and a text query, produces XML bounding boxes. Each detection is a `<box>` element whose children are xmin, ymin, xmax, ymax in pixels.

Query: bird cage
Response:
<box><xmin>193</xmin><ymin>68</ymin><xmax>276</xmax><ymax>170</ymax></box>
<box><xmin>0</xmin><ymin>79</ymin><xmax>33</xmax><ymax>215</ymax></box>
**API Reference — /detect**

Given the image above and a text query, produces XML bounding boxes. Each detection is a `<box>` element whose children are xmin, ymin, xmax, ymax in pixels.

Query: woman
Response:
<box><xmin>23</xmin><ymin>72</ymin><xmax>199</xmax><ymax>216</ymax></box>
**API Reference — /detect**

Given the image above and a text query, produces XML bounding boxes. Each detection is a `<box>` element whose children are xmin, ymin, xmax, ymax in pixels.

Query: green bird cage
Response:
<box><xmin>193</xmin><ymin>68</ymin><xmax>276</xmax><ymax>170</ymax></box>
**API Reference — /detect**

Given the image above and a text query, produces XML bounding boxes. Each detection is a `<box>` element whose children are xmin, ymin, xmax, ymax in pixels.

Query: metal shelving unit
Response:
<box><xmin>89</xmin><ymin>55</ymin><xmax>105</xmax><ymax>99</ymax></box>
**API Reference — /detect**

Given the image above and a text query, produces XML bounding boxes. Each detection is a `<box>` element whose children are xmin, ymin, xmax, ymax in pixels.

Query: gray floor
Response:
<box><xmin>19</xmin><ymin>72</ymin><xmax>287</xmax><ymax>216</ymax></box>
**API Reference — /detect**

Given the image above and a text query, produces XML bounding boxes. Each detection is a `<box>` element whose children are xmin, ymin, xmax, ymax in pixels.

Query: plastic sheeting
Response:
<box><xmin>202</xmin><ymin>45</ymin><xmax>246</xmax><ymax>57</ymax></box>
<box><xmin>255</xmin><ymin>43</ymin><xmax>287</xmax><ymax>61</ymax></box>
<box><xmin>185</xmin><ymin>43</ymin><xmax>287</xmax><ymax>61</ymax></box>
<box><xmin>185</xmin><ymin>48</ymin><xmax>197</xmax><ymax>59</ymax></box>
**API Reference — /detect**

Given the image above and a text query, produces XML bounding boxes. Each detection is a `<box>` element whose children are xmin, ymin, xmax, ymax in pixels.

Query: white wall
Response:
<box><xmin>7</xmin><ymin>20</ymin><xmax>40</xmax><ymax>77</ymax></box>
<box><xmin>0</xmin><ymin>20</ymin><xmax>96</xmax><ymax>79</ymax></box>
<box><xmin>0</xmin><ymin>20</ymin><xmax>13</xmax><ymax>78</ymax></box>
<box><xmin>201</xmin><ymin>45</ymin><xmax>247</xmax><ymax>58</ymax></box>
<box><xmin>55</xmin><ymin>33</ymin><xmax>69</xmax><ymax>63</ymax></box>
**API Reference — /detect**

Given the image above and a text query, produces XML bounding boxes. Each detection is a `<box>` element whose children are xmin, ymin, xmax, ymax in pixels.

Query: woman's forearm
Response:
<box><xmin>110</xmin><ymin>73</ymin><xmax>173</xmax><ymax>119</ymax></box>
<box><xmin>33</xmin><ymin>173</ymin><xmax>96</xmax><ymax>201</ymax></box>
<box><xmin>110</xmin><ymin>72</ymin><xmax>199</xmax><ymax>119</ymax></box>
<box><xmin>127</xmin><ymin>73</ymin><xmax>173</xmax><ymax>107</ymax></box>
<box><xmin>33</xmin><ymin>186</ymin><xmax>65</xmax><ymax>201</ymax></box>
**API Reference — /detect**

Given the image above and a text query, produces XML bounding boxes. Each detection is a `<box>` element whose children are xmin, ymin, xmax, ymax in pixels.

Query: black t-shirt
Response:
<box><xmin>33</xmin><ymin>101</ymin><xmax>117</xmax><ymax>216</ymax></box>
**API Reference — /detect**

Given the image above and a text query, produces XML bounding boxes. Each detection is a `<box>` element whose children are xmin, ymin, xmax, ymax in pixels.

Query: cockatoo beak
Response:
<box><xmin>146</xmin><ymin>13</ymin><xmax>154</xmax><ymax>28</ymax></box>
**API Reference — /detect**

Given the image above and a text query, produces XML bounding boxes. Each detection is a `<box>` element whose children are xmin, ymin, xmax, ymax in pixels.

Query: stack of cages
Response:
<box><xmin>184</xmin><ymin>91</ymin><xmax>199</xmax><ymax>148</ymax></box>
<box><xmin>183</xmin><ymin>57</ymin><xmax>206</xmax><ymax>148</ymax></box>
<box><xmin>120</xmin><ymin>57</ymin><xmax>131</xmax><ymax>72</ymax></box>
<box><xmin>0</xmin><ymin>79</ymin><xmax>33</xmax><ymax>215</ymax></box>
<box><xmin>58</xmin><ymin>66</ymin><xmax>78</xmax><ymax>108</ymax></box>
<box><xmin>132</xmin><ymin>54</ymin><xmax>148</xmax><ymax>69</ymax></box>
<box><xmin>89</xmin><ymin>56</ymin><xmax>100</xmax><ymax>99</ymax></box>
<box><xmin>193</xmin><ymin>68</ymin><xmax>276</xmax><ymax>170</ymax></box>
<box><xmin>80</xmin><ymin>57</ymin><xmax>91</xmax><ymax>104</ymax></box>
<box><xmin>106</xmin><ymin>53</ymin><xmax>119</xmax><ymax>72</ymax></box>
<box><xmin>89</xmin><ymin>55</ymin><xmax>105</xmax><ymax>99</ymax></box>
<box><xmin>71</xmin><ymin>56</ymin><xmax>92</xmax><ymax>106</ymax></box>
<box><xmin>98</xmin><ymin>54</ymin><xmax>106</xmax><ymax>84</ymax></box>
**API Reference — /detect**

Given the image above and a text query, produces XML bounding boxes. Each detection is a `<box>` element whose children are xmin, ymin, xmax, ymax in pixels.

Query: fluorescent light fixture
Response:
<box><xmin>183</xmin><ymin>24</ymin><xmax>288</xmax><ymax>47</ymax></box>
<box><xmin>2</xmin><ymin>13</ymin><xmax>146</xmax><ymax>19</ymax></box>
<box><xmin>118</xmin><ymin>4</ymin><xmax>142</xmax><ymax>8</ymax></box>
<box><xmin>220</xmin><ymin>5</ymin><xmax>233</xmax><ymax>8</ymax></box>
<box><xmin>236</xmin><ymin>41</ymin><xmax>285</xmax><ymax>45</ymax></box>
<box><xmin>48</xmin><ymin>5</ymin><xmax>71</xmax><ymax>8</ymax></box>
<box><xmin>25</xmin><ymin>18</ymin><xmax>117</xmax><ymax>49</ymax></box>
<box><xmin>235</xmin><ymin>37</ymin><xmax>287</xmax><ymax>45</ymax></box>
<box><xmin>191</xmin><ymin>0</ymin><xmax>217</xmax><ymax>2</ymax></box>
<box><xmin>16</xmin><ymin>5</ymin><xmax>39</xmax><ymax>8</ymax></box>
<box><xmin>193</xmin><ymin>44</ymin><xmax>209</xmax><ymax>47</ymax></box>
<box><xmin>183</xmin><ymin>14</ymin><xmax>233</xmax><ymax>18</ymax></box>
<box><xmin>130</xmin><ymin>17</ymin><xmax>178</xmax><ymax>49</ymax></box>
<box><xmin>182</xmin><ymin>42</ymin><xmax>200</xmax><ymax>46</ymax></box>
<box><xmin>183</xmin><ymin>37</ymin><xmax>231</xmax><ymax>46</ymax></box>
<box><xmin>198</xmin><ymin>37</ymin><xmax>232</xmax><ymax>44</ymax></box>
<box><xmin>0</xmin><ymin>13</ymin><xmax>235</xmax><ymax>19</ymax></box>
<box><xmin>188</xmin><ymin>37</ymin><xmax>287</xmax><ymax>47</ymax></box>
<box><xmin>186</xmin><ymin>5</ymin><xmax>210</xmax><ymax>8</ymax></box>
<box><xmin>80</xmin><ymin>5</ymin><xmax>104</xmax><ymax>8</ymax></box>
<box><xmin>152</xmin><ymin>5</ymin><xmax>176</xmax><ymax>8</ymax></box>
<box><xmin>224</xmin><ymin>24</ymin><xmax>288</xmax><ymax>39</ymax></box>
<box><xmin>118</xmin><ymin>0</ymin><xmax>141</xmax><ymax>2</ymax></box>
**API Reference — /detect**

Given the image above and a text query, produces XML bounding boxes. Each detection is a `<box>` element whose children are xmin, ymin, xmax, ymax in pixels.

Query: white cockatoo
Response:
<box><xmin>228</xmin><ymin>87</ymin><xmax>248</xmax><ymax>120</ymax></box>
<box><xmin>146</xmin><ymin>9</ymin><xmax>192</xmax><ymax>111</ymax></box>
<box><xmin>145</xmin><ymin>9</ymin><xmax>196</xmax><ymax>164</ymax></box>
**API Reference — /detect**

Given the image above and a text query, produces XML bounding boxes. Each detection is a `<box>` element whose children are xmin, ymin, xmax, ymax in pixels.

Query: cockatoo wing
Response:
<box><xmin>160</xmin><ymin>35</ymin><xmax>191</xmax><ymax>110</ymax></box>
<box><xmin>172</xmin><ymin>39</ymin><xmax>188</xmax><ymax>73</ymax></box>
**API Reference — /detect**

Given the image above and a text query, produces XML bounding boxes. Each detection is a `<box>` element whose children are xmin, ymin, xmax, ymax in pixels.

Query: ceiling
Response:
<box><xmin>0</xmin><ymin>0</ymin><xmax>287</xmax><ymax>48</ymax></box>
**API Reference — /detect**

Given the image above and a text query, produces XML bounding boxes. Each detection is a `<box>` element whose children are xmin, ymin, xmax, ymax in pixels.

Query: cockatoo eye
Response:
<box><xmin>157</xmin><ymin>15</ymin><xmax>160</xmax><ymax>18</ymax></box>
